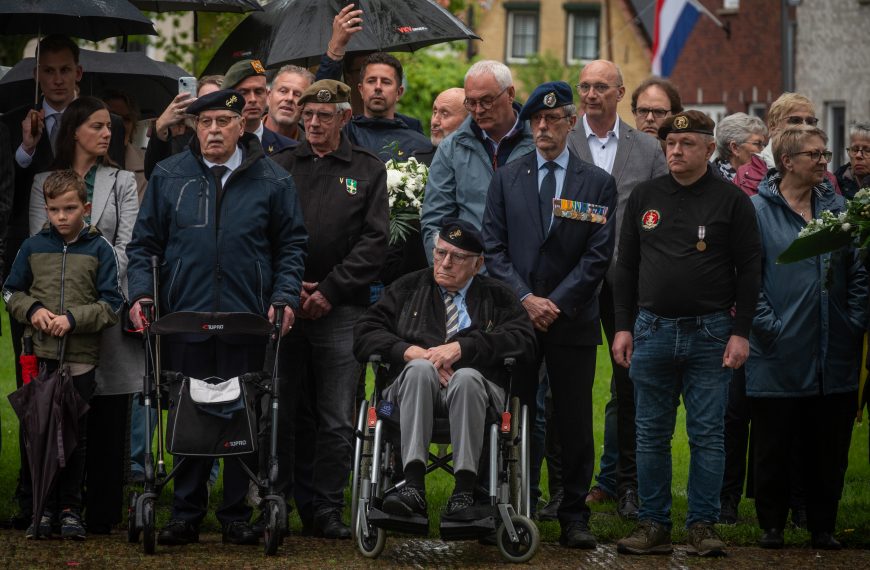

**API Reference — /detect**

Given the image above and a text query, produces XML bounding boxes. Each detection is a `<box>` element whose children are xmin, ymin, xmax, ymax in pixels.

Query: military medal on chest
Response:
<box><xmin>696</xmin><ymin>225</ymin><xmax>707</xmax><ymax>252</ymax></box>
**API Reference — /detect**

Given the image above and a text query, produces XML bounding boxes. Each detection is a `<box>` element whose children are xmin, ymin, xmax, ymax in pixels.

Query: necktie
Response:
<box><xmin>444</xmin><ymin>292</ymin><xmax>459</xmax><ymax>340</ymax></box>
<box><xmin>47</xmin><ymin>113</ymin><xmax>60</xmax><ymax>155</ymax></box>
<box><xmin>540</xmin><ymin>161</ymin><xmax>557</xmax><ymax>233</ymax></box>
<box><xmin>211</xmin><ymin>165</ymin><xmax>229</xmax><ymax>203</ymax></box>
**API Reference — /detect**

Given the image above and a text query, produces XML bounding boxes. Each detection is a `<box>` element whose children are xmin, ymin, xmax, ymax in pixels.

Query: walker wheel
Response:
<box><xmin>142</xmin><ymin>498</ymin><xmax>156</xmax><ymax>555</ymax></box>
<box><xmin>263</xmin><ymin>500</ymin><xmax>280</xmax><ymax>555</ymax></box>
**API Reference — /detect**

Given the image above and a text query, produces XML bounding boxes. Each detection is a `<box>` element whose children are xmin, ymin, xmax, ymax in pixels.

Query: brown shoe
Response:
<box><xmin>585</xmin><ymin>486</ymin><xmax>616</xmax><ymax>504</ymax></box>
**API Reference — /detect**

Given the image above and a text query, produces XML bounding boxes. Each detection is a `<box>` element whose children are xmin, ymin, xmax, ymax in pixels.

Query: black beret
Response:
<box><xmin>223</xmin><ymin>58</ymin><xmax>266</xmax><ymax>89</ymax></box>
<box><xmin>519</xmin><ymin>81</ymin><xmax>574</xmax><ymax>123</ymax></box>
<box><xmin>438</xmin><ymin>217</ymin><xmax>483</xmax><ymax>255</ymax></box>
<box><xmin>658</xmin><ymin>110</ymin><xmax>715</xmax><ymax>140</ymax></box>
<box><xmin>186</xmin><ymin>89</ymin><xmax>245</xmax><ymax>116</ymax></box>
<box><xmin>298</xmin><ymin>79</ymin><xmax>352</xmax><ymax>106</ymax></box>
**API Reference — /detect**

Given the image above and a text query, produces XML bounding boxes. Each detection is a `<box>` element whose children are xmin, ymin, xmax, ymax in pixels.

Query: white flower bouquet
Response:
<box><xmin>779</xmin><ymin>187</ymin><xmax>870</xmax><ymax>263</ymax></box>
<box><xmin>385</xmin><ymin>156</ymin><xmax>428</xmax><ymax>245</ymax></box>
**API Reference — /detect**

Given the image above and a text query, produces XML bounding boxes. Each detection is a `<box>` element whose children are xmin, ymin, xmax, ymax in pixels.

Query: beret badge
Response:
<box><xmin>316</xmin><ymin>89</ymin><xmax>331</xmax><ymax>103</ymax></box>
<box><xmin>673</xmin><ymin>115</ymin><xmax>689</xmax><ymax>130</ymax></box>
<box><xmin>251</xmin><ymin>59</ymin><xmax>265</xmax><ymax>74</ymax></box>
<box><xmin>543</xmin><ymin>92</ymin><xmax>557</xmax><ymax>108</ymax></box>
<box><xmin>449</xmin><ymin>229</ymin><xmax>462</xmax><ymax>239</ymax></box>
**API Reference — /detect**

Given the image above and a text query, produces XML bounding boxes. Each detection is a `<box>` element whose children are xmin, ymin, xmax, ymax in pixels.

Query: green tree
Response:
<box><xmin>512</xmin><ymin>52</ymin><xmax>582</xmax><ymax>101</ymax></box>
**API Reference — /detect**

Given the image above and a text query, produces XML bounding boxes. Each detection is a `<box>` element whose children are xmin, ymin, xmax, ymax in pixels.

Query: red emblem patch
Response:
<box><xmin>641</xmin><ymin>209</ymin><xmax>661</xmax><ymax>230</ymax></box>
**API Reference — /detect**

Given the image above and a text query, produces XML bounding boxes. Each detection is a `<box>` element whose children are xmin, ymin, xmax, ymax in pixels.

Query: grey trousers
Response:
<box><xmin>384</xmin><ymin>359</ymin><xmax>504</xmax><ymax>474</ymax></box>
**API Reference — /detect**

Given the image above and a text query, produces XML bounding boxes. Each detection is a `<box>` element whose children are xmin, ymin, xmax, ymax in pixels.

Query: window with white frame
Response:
<box><xmin>506</xmin><ymin>10</ymin><xmax>539</xmax><ymax>63</ymax></box>
<box><xmin>567</xmin><ymin>8</ymin><xmax>600</xmax><ymax>64</ymax></box>
<box><xmin>825</xmin><ymin>101</ymin><xmax>846</xmax><ymax>171</ymax></box>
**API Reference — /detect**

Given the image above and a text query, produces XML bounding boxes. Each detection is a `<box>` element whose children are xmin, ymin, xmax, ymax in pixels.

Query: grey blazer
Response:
<box><xmin>567</xmin><ymin>118</ymin><xmax>668</xmax><ymax>276</ymax></box>
<box><xmin>30</xmin><ymin>164</ymin><xmax>143</xmax><ymax>395</ymax></box>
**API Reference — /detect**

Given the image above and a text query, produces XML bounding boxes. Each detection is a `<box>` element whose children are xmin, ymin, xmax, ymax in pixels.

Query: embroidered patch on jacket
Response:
<box><xmin>641</xmin><ymin>209</ymin><xmax>661</xmax><ymax>230</ymax></box>
<box><xmin>553</xmin><ymin>199</ymin><xmax>609</xmax><ymax>224</ymax></box>
<box><xmin>341</xmin><ymin>177</ymin><xmax>358</xmax><ymax>195</ymax></box>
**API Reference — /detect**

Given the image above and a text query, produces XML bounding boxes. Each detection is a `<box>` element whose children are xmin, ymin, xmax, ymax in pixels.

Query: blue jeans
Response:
<box><xmin>629</xmin><ymin>309</ymin><xmax>733</xmax><ymax>527</ymax></box>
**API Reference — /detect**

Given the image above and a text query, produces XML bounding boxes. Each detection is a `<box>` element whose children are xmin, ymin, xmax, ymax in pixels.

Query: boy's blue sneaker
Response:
<box><xmin>60</xmin><ymin>510</ymin><xmax>86</xmax><ymax>541</ymax></box>
<box><xmin>25</xmin><ymin>513</ymin><xmax>52</xmax><ymax>539</ymax></box>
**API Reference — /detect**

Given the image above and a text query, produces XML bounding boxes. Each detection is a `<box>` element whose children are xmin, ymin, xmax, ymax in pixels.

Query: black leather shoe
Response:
<box><xmin>718</xmin><ymin>494</ymin><xmax>739</xmax><ymax>525</ymax></box>
<box><xmin>382</xmin><ymin>486</ymin><xmax>427</xmax><ymax>517</ymax></box>
<box><xmin>442</xmin><ymin>491</ymin><xmax>477</xmax><ymax>521</ymax></box>
<box><xmin>618</xmin><ymin>489</ymin><xmax>639</xmax><ymax>520</ymax></box>
<box><xmin>314</xmin><ymin>510</ymin><xmax>351</xmax><ymax>539</ymax></box>
<box><xmin>811</xmin><ymin>532</ymin><xmax>842</xmax><ymax>550</ymax></box>
<box><xmin>537</xmin><ymin>489</ymin><xmax>563</xmax><ymax>521</ymax></box>
<box><xmin>157</xmin><ymin>519</ymin><xmax>199</xmax><ymax>545</ymax></box>
<box><xmin>222</xmin><ymin>521</ymin><xmax>258</xmax><ymax>545</ymax></box>
<box><xmin>559</xmin><ymin>520</ymin><xmax>597</xmax><ymax>549</ymax></box>
<box><xmin>759</xmin><ymin>528</ymin><xmax>784</xmax><ymax>549</ymax></box>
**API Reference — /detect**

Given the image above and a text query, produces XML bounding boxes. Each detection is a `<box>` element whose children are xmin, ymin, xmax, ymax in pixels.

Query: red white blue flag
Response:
<box><xmin>651</xmin><ymin>0</ymin><xmax>701</xmax><ymax>77</ymax></box>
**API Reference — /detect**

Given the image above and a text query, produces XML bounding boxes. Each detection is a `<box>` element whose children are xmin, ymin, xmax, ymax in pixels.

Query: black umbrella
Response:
<box><xmin>7</xmin><ymin>362</ymin><xmax>89</xmax><ymax>539</ymax></box>
<box><xmin>130</xmin><ymin>0</ymin><xmax>263</xmax><ymax>11</ymax></box>
<box><xmin>203</xmin><ymin>0</ymin><xmax>479</xmax><ymax>74</ymax></box>
<box><xmin>0</xmin><ymin>0</ymin><xmax>157</xmax><ymax>42</ymax></box>
<box><xmin>0</xmin><ymin>49</ymin><xmax>191</xmax><ymax>118</ymax></box>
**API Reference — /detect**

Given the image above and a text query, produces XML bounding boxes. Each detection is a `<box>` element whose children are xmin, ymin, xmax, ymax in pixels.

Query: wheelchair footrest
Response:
<box><xmin>368</xmin><ymin>506</ymin><xmax>429</xmax><ymax>535</ymax></box>
<box><xmin>439</xmin><ymin>516</ymin><xmax>497</xmax><ymax>541</ymax></box>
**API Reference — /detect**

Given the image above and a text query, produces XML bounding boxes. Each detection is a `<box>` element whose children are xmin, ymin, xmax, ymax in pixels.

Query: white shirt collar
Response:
<box><xmin>203</xmin><ymin>144</ymin><xmax>243</xmax><ymax>172</ymax></box>
<box><xmin>253</xmin><ymin>121</ymin><xmax>264</xmax><ymax>142</ymax></box>
<box><xmin>582</xmin><ymin>114</ymin><xmax>620</xmax><ymax>140</ymax></box>
<box><xmin>535</xmin><ymin>146</ymin><xmax>570</xmax><ymax>170</ymax></box>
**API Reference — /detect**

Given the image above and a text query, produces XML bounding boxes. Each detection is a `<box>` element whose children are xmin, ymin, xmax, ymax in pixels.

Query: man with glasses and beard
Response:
<box><xmin>420</xmin><ymin>60</ymin><xmax>535</xmax><ymax>262</ymax></box>
<box><xmin>272</xmin><ymin>79</ymin><xmax>388</xmax><ymax>539</ymax></box>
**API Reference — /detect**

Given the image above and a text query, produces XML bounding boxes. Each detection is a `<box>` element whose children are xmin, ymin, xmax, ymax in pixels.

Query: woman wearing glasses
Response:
<box><xmin>746</xmin><ymin>124</ymin><xmax>867</xmax><ymax>550</ymax></box>
<box><xmin>713</xmin><ymin>113</ymin><xmax>768</xmax><ymax>182</ymax></box>
<box><xmin>835</xmin><ymin>122</ymin><xmax>870</xmax><ymax>199</ymax></box>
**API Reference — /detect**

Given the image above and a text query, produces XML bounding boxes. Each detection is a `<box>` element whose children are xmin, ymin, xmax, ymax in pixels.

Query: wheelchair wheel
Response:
<box><xmin>263</xmin><ymin>499</ymin><xmax>280</xmax><ymax>556</ymax></box>
<box><xmin>142</xmin><ymin>497</ymin><xmax>156</xmax><ymax>555</ymax></box>
<box><xmin>127</xmin><ymin>491</ymin><xmax>140</xmax><ymax>543</ymax></box>
<box><xmin>496</xmin><ymin>515</ymin><xmax>539</xmax><ymax>563</ymax></box>
<box><xmin>350</xmin><ymin>399</ymin><xmax>369</xmax><ymax>540</ymax></box>
<box><xmin>357</xmin><ymin>520</ymin><xmax>386</xmax><ymax>558</ymax></box>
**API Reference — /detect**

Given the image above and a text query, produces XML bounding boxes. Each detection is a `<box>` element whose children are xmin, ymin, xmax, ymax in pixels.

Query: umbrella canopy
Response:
<box><xmin>8</xmin><ymin>364</ymin><xmax>89</xmax><ymax>538</ymax></box>
<box><xmin>130</xmin><ymin>0</ymin><xmax>263</xmax><ymax>12</ymax></box>
<box><xmin>0</xmin><ymin>0</ymin><xmax>158</xmax><ymax>41</ymax></box>
<box><xmin>0</xmin><ymin>49</ymin><xmax>191</xmax><ymax>118</ymax></box>
<box><xmin>203</xmin><ymin>0</ymin><xmax>479</xmax><ymax>74</ymax></box>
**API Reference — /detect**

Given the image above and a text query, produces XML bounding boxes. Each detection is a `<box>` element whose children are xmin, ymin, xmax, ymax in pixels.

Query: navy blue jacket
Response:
<box><xmin>345</xmin><ymin>115</ymin><xmax>433</xmax><ymax>162</ymax></box>
<box><xmin>126</xmin><ymin>133</ymin><xmax>308</xmax><ymax>316</ymax></box>
<box><xmin>483</xmin><ymin>149</ymin><xmax>617</xmax><ymax>346</ymax></box>
<box><xmin>261</xmin><ymin>125</ymin><xmax>297</xmax><ymax>156</ymax></box>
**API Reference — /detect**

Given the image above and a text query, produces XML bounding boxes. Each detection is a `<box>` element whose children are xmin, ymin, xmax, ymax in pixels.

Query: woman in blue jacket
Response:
<box><xmin>747</xmin><ymin>125</ymin><xmax>868</xmax><ymax>550</ymax></box>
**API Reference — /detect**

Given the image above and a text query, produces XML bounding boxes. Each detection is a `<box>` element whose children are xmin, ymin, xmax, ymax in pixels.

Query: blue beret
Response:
<box><xmin>439</xmin><ymin>217</ymin><xmax>483</xmax><ymax>254</ymax></box>
<box><xmin>186</xmin><ymin>89</ymin><xmax>245</xmax><ymax>116</ymax></box>
<box><xmin>519</xmin><ymin>81</ymin><xmax>574</xmax><ymax>123</ymax></box>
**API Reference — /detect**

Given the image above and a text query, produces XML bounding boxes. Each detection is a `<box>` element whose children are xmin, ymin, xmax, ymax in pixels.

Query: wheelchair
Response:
<box><xmin>350</xmin><ymin>356</ymin><xmax>539</xmax><ymax>563</ymax></box>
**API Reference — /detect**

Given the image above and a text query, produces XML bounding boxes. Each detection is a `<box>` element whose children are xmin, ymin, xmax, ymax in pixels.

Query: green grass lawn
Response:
<box><xmin>1</xmin><ymin>305</ymin><xmax>868</xmax><ymax>547</ymax></box>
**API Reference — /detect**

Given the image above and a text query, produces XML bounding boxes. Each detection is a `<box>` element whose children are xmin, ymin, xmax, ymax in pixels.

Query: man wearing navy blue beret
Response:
<box><xmin>483</xmin><ymin>81</ymin><xmax>617</xmax><ymax>548</ymax></box>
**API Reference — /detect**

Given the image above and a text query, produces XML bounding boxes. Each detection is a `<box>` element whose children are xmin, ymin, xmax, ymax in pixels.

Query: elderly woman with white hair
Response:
<box><xmin>713</xmin><ymin>112</ymin><xmax>768</xmax><ymax>182</ymax></box>
<box><xmin>835</xmin><ymin>122</ymin><xmax>870</xmax><ymax>199</ymax></box>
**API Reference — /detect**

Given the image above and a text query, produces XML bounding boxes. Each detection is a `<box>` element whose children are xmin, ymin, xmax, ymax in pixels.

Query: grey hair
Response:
<box><xmin>336</xmin><ymin>101</ymin><xmax>352</xmax><ymax>113</ymax></box>
<box><xmin>464</xmin><ymin>60</ymin><xmax>513</xmax><ymax>90</ymax></box>
<box><xmin>715</xmin><ymin>112</ymin><xmax>768</xmax><ymax>161</ymax></box>
<box><xmin>850</xmin><ymin>122</ymin><xmax>870</xmax><ymax>140</ymax></box>
<box><xmin>562</xmin><ymin>104</ymin><xmax>577</xmax><ymax>118</ymax></box>
<box><xmin>273</xmin><ymin>64</ymin><xmax>315</xmax><ymax>85</ymax></box>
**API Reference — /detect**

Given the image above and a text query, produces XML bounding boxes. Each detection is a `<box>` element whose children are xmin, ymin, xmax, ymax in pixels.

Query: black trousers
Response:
<box><xmin>164</xmin><ymin>337</ymin><xmax>265</xmax><ymax>527</ymax></box>
<box><xmin>721</xmin><ymin>367</ymin><xmax>754</xmax><ymax>500</ymax></box>
<box><xmin>750</xmin><ymin>391</ymin><xmax>856</xmax><ymax>533</ymax></box>
<box><xmin>85</xmin><ymin>393</ymin><xmax>131</xmax><ymax>530</ymax></box>
<box><xmin>519</xmin><ymin>341</ymin><xmax>596</xmax><ymax>524</ymax></box>
<box><xmin>598</xmin><ymin>279</ymin><xmax>638</xmax><ymax>496</ymax></box>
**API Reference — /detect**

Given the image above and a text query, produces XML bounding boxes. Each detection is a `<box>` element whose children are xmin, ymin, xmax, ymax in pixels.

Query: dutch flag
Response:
<box><xmin>651</xmin><ymin>0</ymin><xmax>702</xmax><ymax>77</ymax></box>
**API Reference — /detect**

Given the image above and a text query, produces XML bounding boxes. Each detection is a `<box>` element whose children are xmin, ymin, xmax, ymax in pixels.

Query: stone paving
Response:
<box><xmin>2</xmin><ymin>531</ymin><xmax>868</xmax><ymax>568</ymax></box>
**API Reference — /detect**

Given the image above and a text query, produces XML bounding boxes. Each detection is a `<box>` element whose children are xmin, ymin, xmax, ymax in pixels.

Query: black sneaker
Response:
<box><xmin>537</xmin><ymin>489</ymin><xmax>563</xmax><ymax>521</ymax></box>
<box><xmin>222</xmin><ymin>521</ymin><xmax>258</xmax><ymax>545</ymax></box>
<box><xmin>157</xmin><ymin>519</ymin><xmax>199</xmax><ymax>545</ymax></box>
<box><xmin>313</xmin><ymin>509</ymin><xmax>351</xmax><ymax>539</ymax></box>
<box><xmin>59</xmin><ymin>510</ymin><xmax>86</xmax><ymax>541</ymax></box>
<box><xmin>559</xmin><ymin>520</ymin><xmax>597</xmax><ymax>549</ymax></box>
<box><xmin>442</xmin><ymin>491</ymin><xmax>476</xmax><ymax>521</ymax></box>
<box><xmin>382</xmin><ymin>486</ymin><xmax>427</xmax><ymax>517</ymax></box>
<box><xmin>25</xmin><ymin>514</ymin><xmax>52</xmax><ymax>539</ymax></box>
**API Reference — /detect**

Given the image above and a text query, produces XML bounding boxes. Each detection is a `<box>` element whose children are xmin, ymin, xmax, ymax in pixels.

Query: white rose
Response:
<box><xmin>386</xmin><ymin>169</ymin><xmax>404</xmax><ymax>190</ymax></box>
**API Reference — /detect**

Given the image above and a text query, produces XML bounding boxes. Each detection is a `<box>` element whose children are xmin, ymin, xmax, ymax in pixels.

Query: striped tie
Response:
<box><xmin>444</xmin><ymin>292</ymin><xmax>459</xmax><ymax>340</ymax></box>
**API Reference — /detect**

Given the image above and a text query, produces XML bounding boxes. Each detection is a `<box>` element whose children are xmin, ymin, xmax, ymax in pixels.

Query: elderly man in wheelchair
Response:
<box><xmin>352</xmin><ymin>218</ymin><xmax>539</xmax><ymax>561</ymax></box>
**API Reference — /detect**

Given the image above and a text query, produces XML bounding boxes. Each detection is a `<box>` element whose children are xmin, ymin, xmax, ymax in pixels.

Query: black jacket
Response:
<box><xmin>271</xmin><ymin>134</ymin><xmax>388</xmax><ymax>306</ymax></box>
<box><xmin>353</xmin><ymin>268</ymin><xmax>537</xmax><ymax>391</ymax></box>
<box><xmin>345</xmin><ymin>115</ymin><xmax>433</xmax><ymax>162</ymax></box>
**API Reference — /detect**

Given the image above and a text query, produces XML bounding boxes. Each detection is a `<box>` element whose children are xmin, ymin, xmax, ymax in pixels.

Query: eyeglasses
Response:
<box><xmin>433</xmin><ymin>247</ymin><xmax>477</xmax><ymax>264</ymax></box>
<box><xmin>530</xmin><ymin>113</ymin><xmax>571</xmax><ymax>126</ymax></box>
<box><xmin>463</xmin><ymin>86</ymin><xmax>509</xmax><ymax>112</ymax></box>
<box><xmin>791</xmin><ymin>150</ymin><xmax>832</xmax><ymax>163</ymax></box>
<box><xmin>785</xmin><ymin>115</ymin><xmax>819</xmax><ymax>126</ymax></box>
<box><xmin>301</xmin><ymin>109</ymin><xmax>341</xmax><ymax>124</ymax></box>
<box><xmin>741</xmin><ymin>140</ymin><xmax>766</xmax><ymax>150</ymax></box>
<box><xmin>576</xmin><ymin>83</ymin><xmax>621</xmax><ymax>95</ymax></box>
<box><xmin>196</xmin><ymin>115</ymin><xmax>238</xmax><ymax>128</ymax></box>
<box><xmin>847</xmin><ymin>146</ymin><xmax>869</xmax><ymax>157</ymax></box>
<box><xmin>634</xmin><ymin>107</ymin><xmax>670</xmax><ymax>119</ymax></box>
